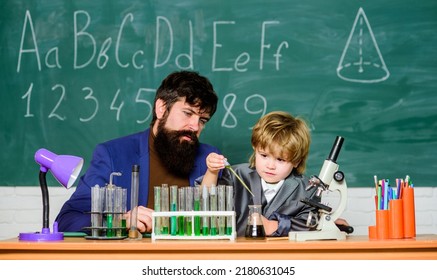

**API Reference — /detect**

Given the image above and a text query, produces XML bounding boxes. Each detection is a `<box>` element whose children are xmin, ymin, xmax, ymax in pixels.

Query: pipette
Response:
<box><xmin>224</xmin><ymin>160</ymin><xmax>254</xmax><ymax>197</ymax></box>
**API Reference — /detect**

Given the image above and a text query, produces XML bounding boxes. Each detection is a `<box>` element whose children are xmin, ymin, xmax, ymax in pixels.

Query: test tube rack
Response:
<box><xmin>151</xmin><ymin>210</ymin><xmax>236</xmax><ymax>241</ymax></box>
<box><xmin>83</xmin><ymin>211</ymin><xmax>128</xmax><ymax>240</ymax></box>
<box><xmin>84</xmin><ymin>181</ymin><xmax>128</xmax><ymax>240</ymax></box>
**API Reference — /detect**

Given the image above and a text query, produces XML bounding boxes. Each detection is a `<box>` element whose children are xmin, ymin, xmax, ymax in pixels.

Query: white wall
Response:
<box><xmin>1</xmin><ymin>186</ymin><xmax>436</xmax><ymax>240</ymax></box>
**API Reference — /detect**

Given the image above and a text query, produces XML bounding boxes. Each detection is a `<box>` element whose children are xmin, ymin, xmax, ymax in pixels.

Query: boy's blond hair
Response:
<box><xmin>249</xmin><ymin>111</ymin><xmax>311</xmax><ymax>175</ymax></box>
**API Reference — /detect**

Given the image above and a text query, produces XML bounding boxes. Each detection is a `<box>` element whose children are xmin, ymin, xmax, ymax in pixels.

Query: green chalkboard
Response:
<box><xmin>1</xmin><ymin>0</ymin><xmax>436</xmax><ymax>187</ymax></box>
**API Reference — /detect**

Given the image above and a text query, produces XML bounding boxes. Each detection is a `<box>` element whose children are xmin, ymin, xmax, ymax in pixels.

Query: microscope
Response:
<box><xmin>289</xmin><ymin>136</ymin><xmax>348</xmax><ymax>241</ymax></box>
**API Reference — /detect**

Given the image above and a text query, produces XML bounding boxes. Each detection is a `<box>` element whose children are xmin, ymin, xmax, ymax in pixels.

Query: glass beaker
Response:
<box><xmin>245</xmin><ymin>205</ymin><xmax>266</xmax><ymax>239</ymax></box>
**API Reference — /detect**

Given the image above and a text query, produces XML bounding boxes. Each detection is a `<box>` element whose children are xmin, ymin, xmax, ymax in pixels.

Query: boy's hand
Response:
<box><xmin>261</xmin><ymin>216</ymin><xmax>278</xmax><ymax>236</ymax></box>
<box><xmin>206</xmin><ymin>152</ymin><xmax>227</xmax><ymax>174</ymax></box>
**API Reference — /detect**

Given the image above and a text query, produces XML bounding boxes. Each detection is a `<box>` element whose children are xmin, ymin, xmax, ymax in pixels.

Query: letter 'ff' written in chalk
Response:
<box><xmin>16</xmin><ymin>10</ymin><xmax>289</xmax><ymax>72</ymax></box>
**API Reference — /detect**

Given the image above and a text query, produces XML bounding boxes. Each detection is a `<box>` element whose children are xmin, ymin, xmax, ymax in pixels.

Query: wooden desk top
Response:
<box><xmin>1</xmin><ymin>234</ymin><xmax>437</xmax><ymax>260</ymax></box>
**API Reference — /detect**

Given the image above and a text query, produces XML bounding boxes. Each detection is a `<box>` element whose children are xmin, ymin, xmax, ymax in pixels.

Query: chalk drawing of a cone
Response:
<box><xmin>337</xmin><ymin>8</ymin><xmax>390</xmax><ymax>83</ymax></box>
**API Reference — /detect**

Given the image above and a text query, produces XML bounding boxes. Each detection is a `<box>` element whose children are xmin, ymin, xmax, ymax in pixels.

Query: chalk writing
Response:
<box><xmin>21</xmin><ymin>82</ymin><xmax>266</xmax><ymax>128</ymax></box>
<box><xmin>17</xmin><ymin>10</ymin><xmax>288</xmax><ymax>72</ymax></box>
<box><xmin>16</xmin><ymin>9</ymin><xmax>289</xmax><ymax>127</ymax></box>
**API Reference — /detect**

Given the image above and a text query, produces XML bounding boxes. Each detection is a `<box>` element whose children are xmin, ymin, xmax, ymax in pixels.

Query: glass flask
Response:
<box><xmin>245</xmin><ymin>204</ymin><xmax>266</xmax><ymax>239</ymax></box>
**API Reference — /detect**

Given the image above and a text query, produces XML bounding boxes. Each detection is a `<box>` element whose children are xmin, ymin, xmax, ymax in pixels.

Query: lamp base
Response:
<box><xmin>19</xmin><ymin>227</ymin><xmax>64</xmax><ymax>241</ymax></box>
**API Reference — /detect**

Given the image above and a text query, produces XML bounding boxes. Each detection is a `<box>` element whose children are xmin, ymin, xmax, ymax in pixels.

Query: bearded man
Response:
<box><xmin>56</xmin><ymin>71</ymin><xmax>219</xmax><ymax>233</ymax></box>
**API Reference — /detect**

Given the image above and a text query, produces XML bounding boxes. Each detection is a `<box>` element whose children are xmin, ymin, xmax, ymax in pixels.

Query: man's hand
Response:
<box><xmin>125</xmin><ymin>206</ymin><xmax>154</xmax><ymax>232</ymax></box>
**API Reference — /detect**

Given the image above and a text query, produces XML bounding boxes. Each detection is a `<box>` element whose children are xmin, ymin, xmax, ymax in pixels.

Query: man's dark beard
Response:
<box><xmin>154</xmin><ymin>125</ymin><xmax>199</xmax><ymax>177</ymax></box>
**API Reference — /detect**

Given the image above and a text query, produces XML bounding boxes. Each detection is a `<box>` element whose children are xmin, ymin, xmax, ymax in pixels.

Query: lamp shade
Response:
<box><xmin>34</xmin><ymin>148</ymin><xmax>83</xmax><ymax>188</ymax></box>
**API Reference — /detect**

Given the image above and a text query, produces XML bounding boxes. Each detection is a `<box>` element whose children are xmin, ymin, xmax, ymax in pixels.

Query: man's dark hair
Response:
<box><xmin>150</xmin><ymin>71</ymin><xmax>218</xmax><ymax>127</ymax></box>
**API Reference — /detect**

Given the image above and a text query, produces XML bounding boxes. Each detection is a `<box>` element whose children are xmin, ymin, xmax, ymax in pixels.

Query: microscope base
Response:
<box><xmin>289</xmin><ymin>229</ymin><xmax>346</xmax><ymax>242</ymax></box>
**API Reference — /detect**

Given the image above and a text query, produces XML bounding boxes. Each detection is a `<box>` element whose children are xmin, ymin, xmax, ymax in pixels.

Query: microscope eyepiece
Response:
<box><xmin>327</xmin><ymin>136</ymin><xmax>344</xmax><ymax>162</ymax></box>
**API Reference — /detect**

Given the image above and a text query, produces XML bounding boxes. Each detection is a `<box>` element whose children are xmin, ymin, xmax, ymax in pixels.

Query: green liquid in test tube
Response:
<box><xmin>106</xmin><ymin>214</ymin><xmax>113</xmax><ymax>237</ymax></box>
<box><xmin>186</xmin><ymin>219</ymin><xmax>193</xmax><ymax>236</ymax></box>
<box><xmin>161</xmin><ymin>184</ymin><xmax>169</xmax><ymax>235</ymax></box>
<box><xmin>177</xmin><ymin>216</ymin><xmax>184</xmax><ymax>236</ymax></box>
<box><xmin>121</xmin><ymin>219</ymin><xmax>127</xmax><ymax>236</ymax></box>
<box><xmin>170</xmin><ymin>185</ymin><xmax>178</xmax><ymax>236</ymax></box>
<box><xmin>194</xmin><ymin>186</ymin><xmax>201</xmax><ymax>236</ymax></box>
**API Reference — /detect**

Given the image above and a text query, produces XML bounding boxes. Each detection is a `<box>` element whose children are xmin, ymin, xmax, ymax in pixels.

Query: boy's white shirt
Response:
<box><xmin>261</xmin><ymin>179</ymin><xmax>284</xmax><ymax>203</ymax></box>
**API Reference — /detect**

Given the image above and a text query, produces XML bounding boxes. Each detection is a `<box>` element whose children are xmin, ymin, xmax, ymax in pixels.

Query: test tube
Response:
<box><xmin>226</xmin><ymin>185</ymin><xmax>234</xmax><ymax>235</ymax></box>
<box><xmin>218</xmin><ymin>185</ymin><xmax>226</xmax><ymax>235</ymax></box>
<box><xmin>105</xmin><ymin>186</ymin><xmax>115</xmax><ymax>237</ymax></box>
<box><xmin>170</xmin><ymin>185</ymin><xmax>178</xmax><ymax>235</ymax></box>
<box><xmin>209</xmin><ymin>185</ymin><xmax>217</xmax><ymax>236</ymax></box>
<box><xmin>129</xmin><ymin>164</ymin><xmax>141</xmax><ymax>239</ymax></box>
<box><xmin>185</xmin><ymin>187</ymin><xmax>194</xmax><ymax>236</ymax></box>
<box><xmin>91</xmin><ymin>185</ymin><xmax>103</xmax><ymax>237</ymax></box>
<box><xmin>121</xmin><ymin>188</ymin><xmax>127</xmax><ymax>236</ymax></box>
<box><xmin>154</xmin><ymin>185</ymin><xmax>161</xmax><ymax>235</ymax></box>
<box><xmin>178</xmin><ymin>187</ymin><xmax>186</xmax><ymax>236</ymax></box>
<box><xmin>202</xmin><ymin>185</ymin><xmax>209</xmax><ymax>236</ymax></box>
<box><xmin>160</xmin><ymin>184</ymin><xmax>169</xmax><ymax>234</ymax></box>
<box><xmin>193</xmin><ymin>186</ymin><xmax>201</xmax><ymax>236</ymax></box>
<box><xmin>114</xmin><ymin>186</ymin><xmax>123</xmax><ymax>237</ymax></box>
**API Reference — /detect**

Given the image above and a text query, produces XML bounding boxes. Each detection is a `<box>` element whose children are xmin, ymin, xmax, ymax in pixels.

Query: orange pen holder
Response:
<box><xmin>402</xmin><ymin>188</ymin><xmax>416</xmax><ymax>238</ymax></box>
<box><xmin>369</xmin><ymin>189</ymin><xmax>416</xmax><ymax>239</ymax></box>
<box><xmin>388</xmin><ymin>199</ymin><xmax>404</xmax><ymax>239</ymax></box>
